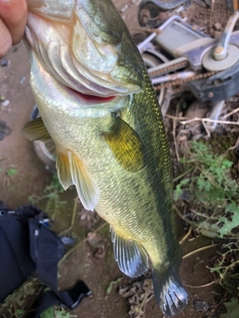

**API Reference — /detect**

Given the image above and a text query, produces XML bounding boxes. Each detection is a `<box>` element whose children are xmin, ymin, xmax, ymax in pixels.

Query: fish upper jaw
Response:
<box><xmin>25</xmin><ymin>0</ymin><xmax>145</xmax><ymax>98</ymax></box>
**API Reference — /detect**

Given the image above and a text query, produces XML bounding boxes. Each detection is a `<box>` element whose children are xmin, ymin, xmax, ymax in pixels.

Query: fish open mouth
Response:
<box><xmin>68</xmin><ymin>87</ymin><xmax>117</xmax><ymax>104</ymax></box>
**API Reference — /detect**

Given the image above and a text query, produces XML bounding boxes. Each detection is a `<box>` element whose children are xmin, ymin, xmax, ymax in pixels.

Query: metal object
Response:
<box><xmin>135</xmin><ymin>0</ymin><xmax>239</xmax><ymax>130</ymax></box>
<box><xmin>148</xmin><ymin>57</ymin><xmax>189</xmax><ymax>78</ymax></box>
<box><xmin>179</xmin><ymin>30</ymin><xmax>239</xmax><ymax>71</ymax></box>
<box><xmin>213</xmin><ymin>10</ymin><xmax>239</xmax><ymax>60</ymax></box>
<box><xmin>137</xmin><ymin>14</ymin><xmax>186</xmax><ymax>53</ymax></box>
<box><xmin>151</xmin><ymin>70</ymin><xmax>195</xmax><ymax>85</ymax></box>
<box><xmin>139</xmin><ymin>0</ymin><xmax>191</xmax><ymax>11</ymax></box>
<box><xmin>155</xmin><ymin>20</ymin><xmax>208</xmax><ymax>57</ymax></box>
<box><xmin>152</xmin><ymin>52</ymin><xmax>239</xmax><ymax>103</ymax></box>
<box><xmin>137</xmin><ymin>11</ymin><xmax>239</xmax><ymax>104</ymax></box>
<box><xmin>203</xmin><ymin>44</ymin><xmax>239</xmax><ymax>71</ymax></box>
<box><xmin>138</xmin><ymin>0</ymin><xmax>191</xmax><ymax>27</ymax></box>
<box><xmin>189</xmin><ymin>59</ymin><xmax>239</xmax><ymax>101</ymax></box>
<box><xmin>154</xmin><ymin>70</ymin><xmax>216</xmax><ymax>91</ymax></box>
<box><xmin>207</xmin><ymin>100</ymin><xmax>225</xmax><ymax>131</ymax></box>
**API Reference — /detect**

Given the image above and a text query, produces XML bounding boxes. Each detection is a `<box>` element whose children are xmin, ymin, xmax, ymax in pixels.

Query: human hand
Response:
<box><xmin>0</xmin><ymin>0</ymin><xmax>27</xmax><ymax>58</ymax></box>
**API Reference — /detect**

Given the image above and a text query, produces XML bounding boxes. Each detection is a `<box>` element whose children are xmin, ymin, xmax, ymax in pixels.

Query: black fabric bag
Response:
<box><xmin>0</xmin><ymin>202</ymin><xmax>91</xmax><ymax>317</ymax></box>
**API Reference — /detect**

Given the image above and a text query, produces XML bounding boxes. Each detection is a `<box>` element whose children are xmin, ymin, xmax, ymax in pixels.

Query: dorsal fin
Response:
<box><xmin>22</xmin><ymin>117</ymin><xmax>51</xmax><ymax>141</ymax></box>
<box><xmin>111</xmin><ymin>228</ymin><xmax>149</xmax><ymax>277</ymax></box>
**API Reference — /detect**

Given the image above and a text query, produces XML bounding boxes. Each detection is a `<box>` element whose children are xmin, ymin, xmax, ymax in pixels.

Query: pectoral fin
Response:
<box><xmin>103</xmin><ymin>116</ymin><xmax>145</xmax><ymax>172</ymax></box>
<box><xmin>22</xmin><ymin>117</ymin><xmax>51</xmax><ymax>141</ymax></box>
<box><xmin>68</xmin><ymin>151</ymin><xmax>100</xmax><ymax>211</ymax></box>
<box><xmin>111</xmin><ymin>228</ymin><xmax>149</xmax><ymax>277</ymax></box>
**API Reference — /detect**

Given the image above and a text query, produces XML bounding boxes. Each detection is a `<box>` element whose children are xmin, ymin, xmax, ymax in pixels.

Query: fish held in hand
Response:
<box><xmin>23</xmin><ymin>0</ymin><xmax>188</xmax><ymax>315</ymax></box>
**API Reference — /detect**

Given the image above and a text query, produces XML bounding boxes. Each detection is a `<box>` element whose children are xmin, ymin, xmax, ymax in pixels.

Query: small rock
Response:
<box><xmin>87</xmin><ymin>232</ymin><xmax>104</xmax><ymax>248</ymax></box>
<box><xmin>209</xmin><ymin>27</ymin><xmax>214</xmax><ymax>35</ymax></box>
<box><xmin>194</xmin><ymin>299</ymin><xmax>210</xmax><ymax>312</ymax></box>
<box><xmin>1</xmin><ymin>100</ymin><xmax>10</xmax><ymax>107</ymax></box>
<box><xmin>0</xmin><ymin>95</ymin><xmax>6</xmax><ymax>102</ymax></box>
<box><xmin>184</xmin><ymin>101</ymin><xmax>209</xmax><ymax>128</ymax></box>
<box><xmin>214</xmin><ymin>31</ymin><xmax>222</xmax><ymax>38</ymax></box>
<box><xmin>61</xmin><ymin>237</ymin><xmax>75</xmax><ymax>245</ymax></box>
<box><xmin>120</xmin><ymin>4</ymin><xmax>128</xmax><ymax>13</ymax></box>
<box><xmin>1</xmin><ymin>59</ymin><xmax>9</xmax><ymax>67</ymax></box>
<box><xmin>193</xmin><ymin>0</ymin><xmax>207</xmax><ymax>8</ymax></box>
<box><xmin>214</xmin><ymin>22</ymin><xmax>222</xmax><ymax>31</ymax></box>
<box><xmin>20</xmin><ymin>76</ymin><xmax>26</xmax><ymax>84</ymax></box>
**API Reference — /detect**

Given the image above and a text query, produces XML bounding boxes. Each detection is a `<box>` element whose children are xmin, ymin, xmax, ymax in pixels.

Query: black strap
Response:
<box><xmin>28</xmin><ymin>214</ymin><xmax>91</xmax><ymax>316</ymax></box>
<box><xmin>32</xmin><ymin>281</ymin><xmax>91</xmax><ymax>318</ymax></box>
<box><xmin>29</xmin><ymin>220</ymin><xmax>65</xmax><ymax>294</ymax></box>
<box><xmin>0</xmin><ymin>207</ymin><xmax>36</xmax><ymax>302</ymax></box>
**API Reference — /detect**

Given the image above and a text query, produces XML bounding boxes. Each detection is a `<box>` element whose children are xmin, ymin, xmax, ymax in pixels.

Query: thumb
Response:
<box><xmin>0</xmin><ymin>0</ymin><xmax>28</xmax><ymax>45</ymax></box>
<box><xmin>0</xmin><ymin>18</ymin><xmax>11</xmax><ymax>57</ymax></box>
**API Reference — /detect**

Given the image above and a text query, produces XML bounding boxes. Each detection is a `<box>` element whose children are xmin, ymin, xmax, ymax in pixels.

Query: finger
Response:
<box><xmin>0</xmin><ymin>18</ymin><xmax>12</xmax><ymax>57</ymax></box>
<box><xmin>0</xmin><ymin>0</ymin><xmax>27</xmax><ymax>45</ymax></box>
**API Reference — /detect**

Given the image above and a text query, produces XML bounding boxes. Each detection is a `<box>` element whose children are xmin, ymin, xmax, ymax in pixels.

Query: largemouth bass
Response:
<box><xmin>23</xmin><ymin>0</ymin><xmax>188</xmax><ymax>315</ymax></box>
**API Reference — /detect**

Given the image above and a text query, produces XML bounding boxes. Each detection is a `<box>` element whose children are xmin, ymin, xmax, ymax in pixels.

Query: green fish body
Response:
<box><xmin>23</xmin><ymin>0</ymin><xmax>188</xmax><ymax>315</ymax></box>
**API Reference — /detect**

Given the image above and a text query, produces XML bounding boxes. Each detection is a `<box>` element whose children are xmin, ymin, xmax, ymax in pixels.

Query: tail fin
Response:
<box><xmin>152</xmin><ymin>267</ymin><xmax>188</xmax><ymax>317</ymax></box>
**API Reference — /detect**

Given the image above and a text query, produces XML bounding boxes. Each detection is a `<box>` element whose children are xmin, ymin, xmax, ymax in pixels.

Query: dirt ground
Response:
<box><xmin>0</xmin><ymin>0</ymin><xmax>238</xmax><ymax>317</ymax></box>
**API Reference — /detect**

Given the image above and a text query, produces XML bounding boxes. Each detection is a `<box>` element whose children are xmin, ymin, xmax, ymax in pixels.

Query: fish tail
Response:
<box><xmin>152</xmin><ymin>266</ymin><xmax>188</xmax><ymax>317</ymax></box>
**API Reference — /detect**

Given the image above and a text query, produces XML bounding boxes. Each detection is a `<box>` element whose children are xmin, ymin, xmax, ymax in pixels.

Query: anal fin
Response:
<box><xmin>111</xmin><ymin>228</ymin><xmax>148</xmax><ymax>277</ymax></box>
<box><xmin>22</xmin><ymin>117</ymin><xmax>51</xmax><ymax>141</ymax></box>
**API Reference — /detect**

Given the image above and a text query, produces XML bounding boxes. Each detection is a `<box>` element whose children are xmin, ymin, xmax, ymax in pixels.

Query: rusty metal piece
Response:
<box><xmin>149</xmin><ymin>59</ymin><xmax>189</xmax><ymax>78</ymax></box>
<box><xmin>154</xmin><ymin>70</ymin><xmax>217</xmax><ymax>91</ymax></box>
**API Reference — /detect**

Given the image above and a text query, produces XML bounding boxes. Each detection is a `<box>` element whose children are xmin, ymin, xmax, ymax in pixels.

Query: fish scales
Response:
<box><xmin>23</xmin><ymin>0</ymin><xmax>188</xmax><ymax>316</ymax></box>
